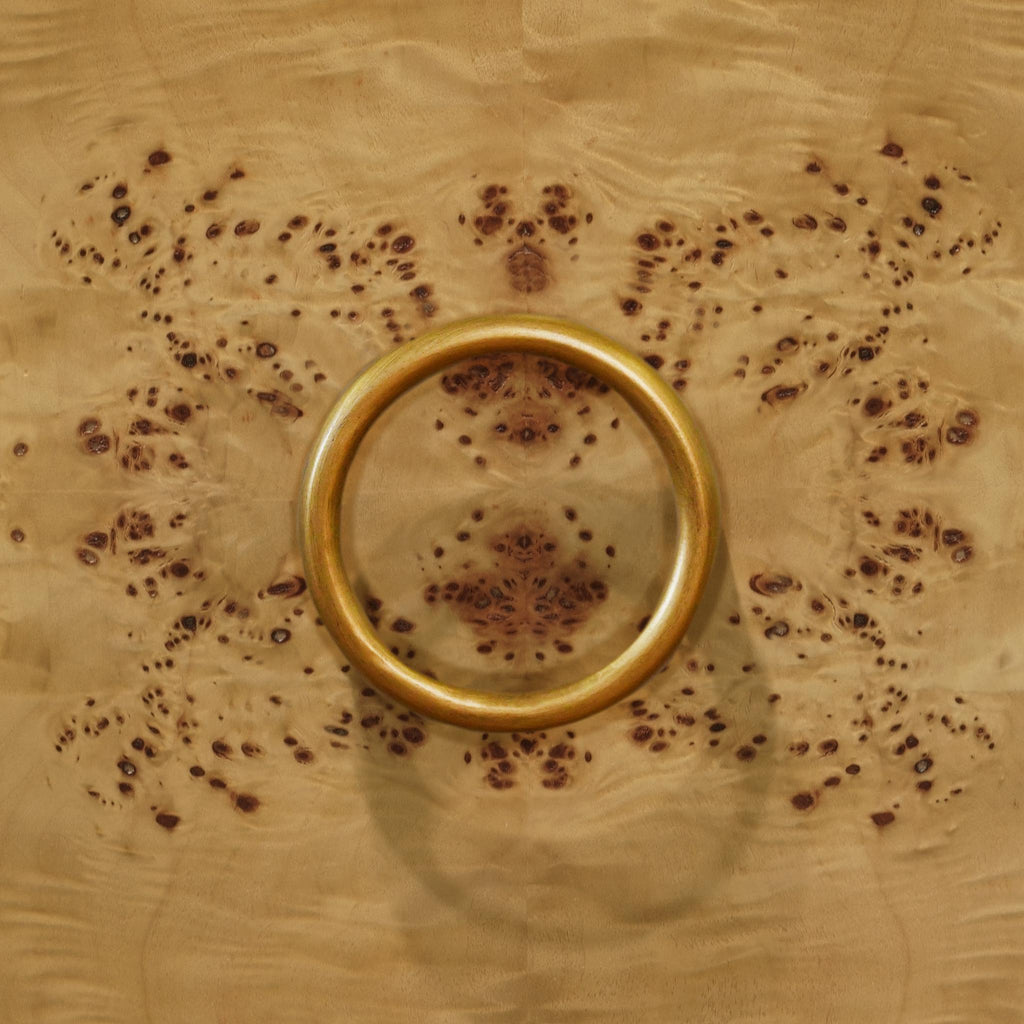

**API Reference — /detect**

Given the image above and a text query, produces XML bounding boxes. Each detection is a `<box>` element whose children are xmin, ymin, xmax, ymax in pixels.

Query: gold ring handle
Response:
<box><xmin>299</xmin><ymin>314</ymin><xmax>719</xmax><ymax>732</ymax></box>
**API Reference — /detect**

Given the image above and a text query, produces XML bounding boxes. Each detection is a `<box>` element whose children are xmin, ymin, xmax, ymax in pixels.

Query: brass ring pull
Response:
<box><xmin>299</xmin><ymin>314</ymin><xmax>719</xmax><ymax>732</ymax></box>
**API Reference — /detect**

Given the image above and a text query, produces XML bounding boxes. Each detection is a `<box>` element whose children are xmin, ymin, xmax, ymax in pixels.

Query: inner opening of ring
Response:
<box><xmin>339</xmin><ymin>347</ymin><xmax>678</xmax><ymax>695</ymax></box>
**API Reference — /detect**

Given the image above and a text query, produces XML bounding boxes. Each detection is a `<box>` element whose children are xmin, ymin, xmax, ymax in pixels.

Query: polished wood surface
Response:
<box><xmin>1</xmin><ymin>2</ymin><xmax>1022</xmax><ymax>1021</ymax></box>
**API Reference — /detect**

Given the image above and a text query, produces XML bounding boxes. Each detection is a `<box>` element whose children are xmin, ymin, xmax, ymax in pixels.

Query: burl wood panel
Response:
<box><xmin>1</xmin><ymin>2</ymin><xmax>1022</xmax><ymax>1021</ymax></box>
